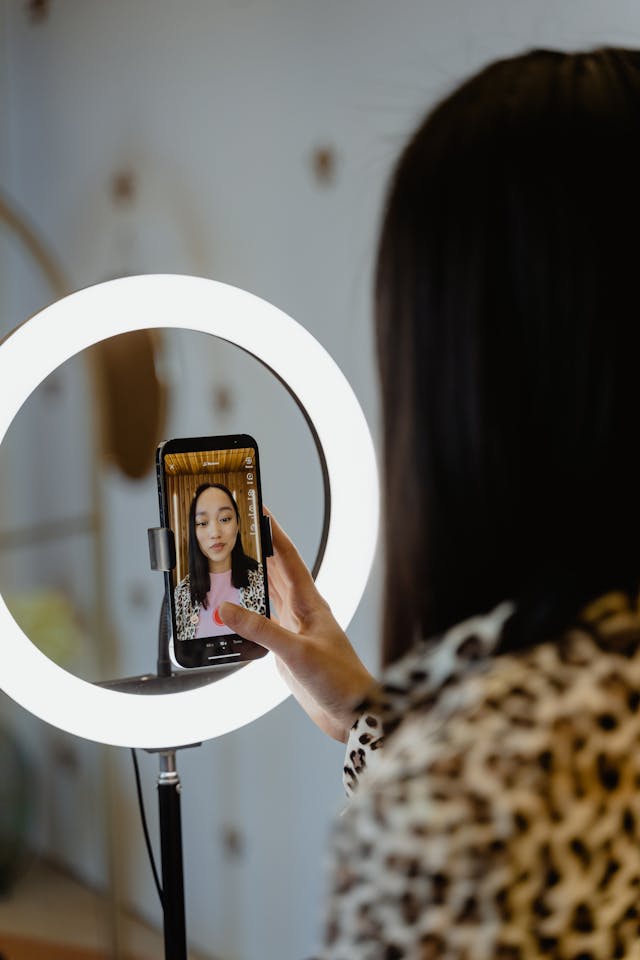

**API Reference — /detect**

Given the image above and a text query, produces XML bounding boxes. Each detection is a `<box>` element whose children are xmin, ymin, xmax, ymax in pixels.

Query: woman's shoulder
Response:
<box><xmin>344</xmin><ymin>601</ymin><xmax>513</xmax><ymax>792</ymax></box>
<box><xmin>360</xmin><ymin>600</ymin><xmax>514</xmax><ymax>738</ymax></box>
<box><xmin>351</xmin><ymin>591</ymin><xmax>640</xmax><ymax>791</ymax></box>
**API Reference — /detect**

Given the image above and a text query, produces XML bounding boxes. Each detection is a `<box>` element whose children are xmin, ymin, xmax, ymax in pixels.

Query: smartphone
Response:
<box><xmin>156</xmin><ymin>434</ymin><xmax>270</xmax><ymax>669</ymax></box>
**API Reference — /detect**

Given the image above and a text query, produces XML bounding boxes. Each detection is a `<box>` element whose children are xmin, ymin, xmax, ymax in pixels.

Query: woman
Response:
<box><xmin>223</xmin><ymin>48</ymin><xmax>640</xmax><ymax>958</ymax></box>
<box><xmin>174</xmin><ymin>483</ymin><xmax>265</xmax><ymax>644</ymax></box>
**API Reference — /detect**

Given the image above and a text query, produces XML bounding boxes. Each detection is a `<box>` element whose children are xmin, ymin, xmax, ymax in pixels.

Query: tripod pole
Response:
<box><xmin>158</xmin><ymin>751</ymin><xmax>187</xmax><ymax>960</ymax></box>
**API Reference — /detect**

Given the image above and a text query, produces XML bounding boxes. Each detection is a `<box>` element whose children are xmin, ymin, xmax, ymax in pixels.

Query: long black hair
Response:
<box><xmin>376</xmin><ymin>48</ymin><xmax>640</xmax><ymax>666</ymax></box>
<box><xmin>187</xmin><ymin>482</ymin><xmax>258</xmax><ymax>607</ymax></box>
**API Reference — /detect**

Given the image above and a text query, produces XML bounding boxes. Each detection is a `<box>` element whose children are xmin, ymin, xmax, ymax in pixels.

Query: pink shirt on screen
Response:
<box><xmin>195</xmin><ymin>571</ymin><xmax>241</xmax><ymax>639</ymax></box>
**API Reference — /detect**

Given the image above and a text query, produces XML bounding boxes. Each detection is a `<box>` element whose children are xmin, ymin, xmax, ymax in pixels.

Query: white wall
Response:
<box><xmin>2</xmin><ymin>1</ymin><xmax>640</xmax><ymax>958</ymax></box>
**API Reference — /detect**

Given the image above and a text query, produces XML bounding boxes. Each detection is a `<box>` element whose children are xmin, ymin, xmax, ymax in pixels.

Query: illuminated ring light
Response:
<box><xmin>0</xmin><ymin>275</ymin><xmax>379</xmax><ymax>748</ymax></box>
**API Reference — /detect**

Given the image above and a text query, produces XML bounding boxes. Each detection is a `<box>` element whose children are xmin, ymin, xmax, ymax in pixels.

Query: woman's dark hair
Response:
<box><xmin>187</xmin><ymin>482</ymin><xmax>258</xmax><ymax>607</ymax></box>
<box><xmin>376</xmin><ymin>47</ymin><xmax>640</xmax><ymax>666</ymax></box>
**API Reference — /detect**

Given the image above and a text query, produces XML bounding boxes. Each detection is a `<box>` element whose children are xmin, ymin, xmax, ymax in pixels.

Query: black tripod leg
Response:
<box><xmin>158</xmin><ymin>752</ymin><xmax>187</xmax><ymax>960</ymax></box>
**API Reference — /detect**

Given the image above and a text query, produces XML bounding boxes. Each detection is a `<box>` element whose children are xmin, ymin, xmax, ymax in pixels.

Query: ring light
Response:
<box><xmin>0</xmin><ymin>275</ymin><xmax>379</xmax><ymax>748</ymax></box>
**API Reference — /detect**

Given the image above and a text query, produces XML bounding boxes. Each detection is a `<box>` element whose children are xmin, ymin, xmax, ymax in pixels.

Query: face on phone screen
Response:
<box><xmin>159</xmin><ymin>436</ymin><xmax>268</xmax><ymax>666</ymax></box>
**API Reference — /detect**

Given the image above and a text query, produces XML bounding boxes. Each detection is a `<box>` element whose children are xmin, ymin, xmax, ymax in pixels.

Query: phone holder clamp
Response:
<box><xmin>148</xmin><ymin>527</ymin><xmax>176</xmax><ymax>572</ymax></box>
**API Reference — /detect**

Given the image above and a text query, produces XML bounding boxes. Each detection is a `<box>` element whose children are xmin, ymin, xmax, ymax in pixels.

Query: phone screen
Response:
<box><xmin>158</xmin><ymin>434</ymin><xmax>269</xmax><ymax>668</ymax></box>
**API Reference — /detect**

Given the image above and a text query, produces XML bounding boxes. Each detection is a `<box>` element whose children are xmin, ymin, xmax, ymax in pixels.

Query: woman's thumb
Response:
<box><xmin>219</xmin><ymin>601</ymin><xmax>282</xmax><ymax>653</ymax></box>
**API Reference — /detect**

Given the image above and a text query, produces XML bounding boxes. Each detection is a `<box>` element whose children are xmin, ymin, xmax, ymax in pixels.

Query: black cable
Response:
<box><xmin>131</xmin><ymin>748</ymin><xmax>164</xmax><ymax>908</ymax></box>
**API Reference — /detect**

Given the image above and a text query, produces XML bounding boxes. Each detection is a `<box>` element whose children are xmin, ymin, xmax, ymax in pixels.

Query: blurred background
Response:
<box><xmin>0</xmin><ymin>1</ymin><xmax>638</xmax><ymax>958</ymax></box>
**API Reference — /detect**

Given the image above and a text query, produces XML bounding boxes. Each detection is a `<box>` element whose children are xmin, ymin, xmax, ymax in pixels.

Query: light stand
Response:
<box><xmin>99</xmin><ymin>706</ymin><xmax>198</xmax><ymax>960</ymax></box>
<box><xmin>150</xmin><ymin>596</ymin><xmax>188</xmax><ymax>960</ymax></box>
<box><xmin>154</xmin><ymin>596</ymin><xmax>187</xmax><ymax>960</ymax></box>
<box><xmin>157</xmin><ymin>750</ymin><xmax>186</xmax><ymax>960</ymax></box>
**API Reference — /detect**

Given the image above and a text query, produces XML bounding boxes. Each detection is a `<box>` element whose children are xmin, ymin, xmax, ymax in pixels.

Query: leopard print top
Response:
<box><xmin>174</xmin><ymin>564</ymin><xmax>265</xmax><ymax>642</ymax></box>
<box><xmin>317</xmin><ymin>590</ymin><xmax>640</xmax><ymax>959</ymax></box>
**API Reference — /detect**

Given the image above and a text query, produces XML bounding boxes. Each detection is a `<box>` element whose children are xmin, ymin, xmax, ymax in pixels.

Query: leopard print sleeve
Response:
<box><xmin>343</xmin><ymin>711</ymin><xmax>385</xmax><ymax>797</ymax></box>
<box><xmin>174</xmin><ymin>575</ymin><xmax>192</xmax><ymax>644</ymax></box>
<box><xmin>342</xmin><ymin>601</ymin><xmax>514</xmax><ymax>796</ymax></box>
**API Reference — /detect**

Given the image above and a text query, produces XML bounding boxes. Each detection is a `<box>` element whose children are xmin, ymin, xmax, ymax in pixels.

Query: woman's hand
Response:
<box><xmin>220</xmin><ymin>511</ymin><xmax>377</xmax><ymax>743</ymax></box>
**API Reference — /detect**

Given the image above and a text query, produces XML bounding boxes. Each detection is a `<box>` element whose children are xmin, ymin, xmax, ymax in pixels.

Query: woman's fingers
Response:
<box><xmin>220</xmin><ymin>601</ymin><xmax>297</xmax><ymax>657</ymax></box>
<box><xmin>267</xmin><ymin>572</ymin><xmax>282</xmax><ymax>607</ymax></box>
<box><xmin>268</xmin><ymin>566</ymin><xmax>302</xmax><ymax>629</ymax></box>
<box><xmin>263</xmin><ymin>512</ymin><xmax>329</xmax><ymax>625</ymax></box>
<box><xmin>266</xmin><ymin>576</ymin><xmax>286</xmax><ymax>626</ymax></box>
<box><xmin>266</xmin><ymin>512</ymin><xmax>317</xmax><ymax>594</ymax></box>
<box><xmin>267</xmin><ymin>553</ymin><xmax>288</xmax><ymax>596</ymax></box>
